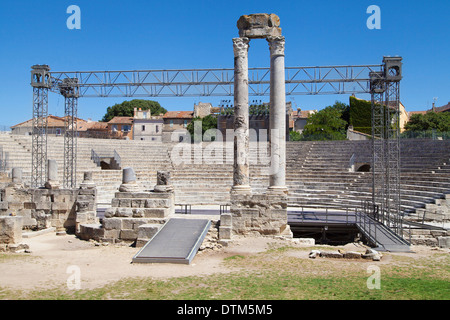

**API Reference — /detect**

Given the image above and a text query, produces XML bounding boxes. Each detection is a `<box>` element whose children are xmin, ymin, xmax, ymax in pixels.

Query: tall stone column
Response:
<box><xmin>45</xmin><ymin>159</ymin><xmax>60</xmax><ymax>189</ymax></box>
<box><xmin>267</xmin><ymin>36</ymin><xmax>287</xmax><ymax>193</ymax></box>
<box><xmin>231</xmin><ymin>37</ymin><xmax>251</xmax><ymax>194</ymax></box>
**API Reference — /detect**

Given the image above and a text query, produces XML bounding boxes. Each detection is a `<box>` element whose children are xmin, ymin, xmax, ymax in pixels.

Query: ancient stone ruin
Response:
<box><xmin>0</xmin><ymin>161</ymin><xmax>97</xmax><ymax>251</ymax></box>
<box><xmin>219</xmin><ymin>13</ymin><xmax>291</xmax><ymax>240</ymax></box>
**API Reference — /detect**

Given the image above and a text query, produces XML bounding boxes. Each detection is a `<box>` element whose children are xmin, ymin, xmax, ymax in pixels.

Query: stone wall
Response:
<box><xmin>0</xmin><ymin>171</ymin><xmax>98</xmax><ymax>234</ymax></box>
<box><xmin>220</xmin><ymin>192</ymin><xmax>291</xmax><ymax>239</ymax></box>
<box><xmin>77</xmin><ymin>169</ymin><xmax>176</xmax><ymax>246</ymax></box>
<box><xmin>99</xmin><ymin>191</ymin><xmax>174</xmax><ymax>245</ymax></box>
<box><xmin>406</xmin><ymin>228</ymin><xmax>450</xmax><ymax>247</ymax></box>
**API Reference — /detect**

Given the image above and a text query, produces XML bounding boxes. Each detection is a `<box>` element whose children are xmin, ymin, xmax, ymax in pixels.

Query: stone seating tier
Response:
<box><xmin>1</xmin><ymin>134</ymin><xmax>448</xmax><ymax>217</ymax></box>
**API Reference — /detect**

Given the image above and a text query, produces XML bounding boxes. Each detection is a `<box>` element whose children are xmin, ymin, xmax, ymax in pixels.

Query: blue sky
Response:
<box><xmin>0</xmin><ymin>0</ymin><xmax>449</xmax><ymax>128</ymax></box>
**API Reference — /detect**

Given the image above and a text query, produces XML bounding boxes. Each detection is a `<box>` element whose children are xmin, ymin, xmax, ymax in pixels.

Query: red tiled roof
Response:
<box><xmin>408</xmin><ymin>111</ymin><xmax>427</xmax><ymax>117</ymax></box>
<box><xmin>78</xmin><ymin>121</ymin><xmax>108</xmax><ymax>131</ymax></box>
<box><xmin>163</xmin><ymin>111</ymin><xmax>194</xmax><ymax>119</ymax></box>
<box><xmin>11</xmin><ymin>115</ymin><xmax>86</xmax><ymax>128</ymax></box>
<box><xmin>292</xmin><ymin>110</ymin><xmax>316</xmax><ymax>118</ymax></box>
<box><xmin>433</xmin><ymin>103</ymin><xmax>450</xmax><ymax>113</ymax></box>
<box><xmin>107</xmin><ymin>117</ymin><xmax>133</xmax><ymax>124</ymax></box>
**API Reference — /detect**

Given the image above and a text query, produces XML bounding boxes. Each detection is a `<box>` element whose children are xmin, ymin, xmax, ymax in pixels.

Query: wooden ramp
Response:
<box><xmin>132</xmin><ymin>218</ymin><xmax>211</xmax><ymax>264</ymax></box>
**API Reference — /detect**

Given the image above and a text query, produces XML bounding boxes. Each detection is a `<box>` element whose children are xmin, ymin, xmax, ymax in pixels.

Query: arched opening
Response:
<box><xmin>357</xmin><ymin>164</ymin><xmax>371</xmax><ymax>172</ymax></box>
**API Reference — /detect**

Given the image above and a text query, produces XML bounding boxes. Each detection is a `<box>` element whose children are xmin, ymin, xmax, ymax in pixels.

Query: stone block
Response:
<box><xmin>431</xmin><ymin>230</ymin><xmax>447</xmax><ymax>237</ymax></box>
<box><xmin>438</xmin><ymin>236</ymin><xmax>450</xmax><ymax>248</ymax></box>
<box><xmin>137</xmin><ymin>224</ymin><xmax>159</xmax><ymax>239</ymax></box>
<box><xmin>78</xmin><ymin>188</ymin><xmax>96</xmax><ymax>196</ymax></box>
<box><xmin>270</xmin><ymin>208</ymin><xmax>287</xmax><ymax>220</ymax></box>
<box><xmin>35</xmin><ymin>201</ymin><xmax>51</xmax><ymax>211</ymax></box>
<box><xmin>51</xmin><ymin>202</ymin><xmax>70</xmax><ymax>212</ymax></box>
<box><xmin>343</xmin><ymin>251</ymin><xmax>362</xmax><ymax>259</ymax></box>
<box><xmin>110</xmin><ymin>198</ymin><xmax>120</xmax><ymax>207</ymax></box>
<box><xmin>132</xmin><ymin>209</ymin><xmax>144</xmax><ymax>218</ymax></box>
<box><xmin>320</xmin><ymin>251</ymin><xmax>343</xmax><ymax>259</ymax></box>
<box><xmin>122</xmin><ymin>218</ymin><xmax>148</xmax><ymax>230</ymax></box>
<box><xmin>104</xmin><ymin>207</ymin><xmax>117</xmax><ymax>218</ymax></box>
<box><xmin>309</xmin><ymin>250</ymin><xmax>321</xmax><ymax>259</ymax></box>
<box><xmin>116</xmin><ymin>208</ymin><xmax>133</xmax><ymax>217</ymax></box>
<box><xmin>17</xmin><ymin>209</ymin><xmax>35</xmax><ymax>227</ymax></box>
<box><xmin>103</xmin><ymin>218</ymin><xmax>122</xmax><ymax>230</ymax></box>
<box><xmin>141</xmin><ymin>208</ymin><xmax>169</xmax><ymax>218</ymax></box>
<box><xmin>7</xmin><ymin>243</ymin><xmax>29</xmax><ymax>253</ymax></box>
<box><xmin>119</xmin><ymin>199</ymin><xmax>132</xmax><ymax>208</ymax></box>
<box><xmin>220</xmin><ymin>213</ymin><xmax>232</xmax><ymax>227</ymax></box>
<box><xmin>135</xmin><ymin>239</ymin><xmax>148</xmax><ymax>247</ymax></box>
<box><xmin>76</xmin><ymin>212</ymin><xmax>87</xmax><ymax>223</ymax></box>
<box><xmin>292</xmin><ymin>238</ymin><xmax>315</xmax><ymax>245</ymax></box>
<box><xmin>131</xmin><ymin>199</ymin><xmax>144</xmax><ymax>208</ymax></box>
<box><xmin>114</xmin><ymin>192</ymin><xmax>133</xmax><ymax>199</ymax></box>
<box><xmin>78</xmin><ymin>223</ymin><xmax>104</xmax><ymax>241</ymax></box>
<box><xmin>120</xmin><ymin>229</ymin><xmax>137</xmax><ymax>241</ymax></box>
<box><xmin>144</xmin><ymin>199</ymin><xmax>170</xmax><ymax>208</ymax></box>
<box><xmin>219</xmin><ymin>226</ymin><xmax>232</xmax><ymax>240</ymax></box>
<box><xmin>0</xmin><ymin>216</ymin><xmax>23</xmax><ymax>244</ymax></box>
<box><xmin>103</xmin><ymin>229</ymin><xmax>120</xmax><ymax>239</ymax></box>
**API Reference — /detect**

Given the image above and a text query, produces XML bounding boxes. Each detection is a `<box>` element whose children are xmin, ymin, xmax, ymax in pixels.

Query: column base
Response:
<box><xmin>267</xmin><ymin>186</ymin><xmax>288</xmax><ymax>195</ymax></box>
<box><xmin>231</xmin><ymin>185</ymin><xmax>252</xmax><ymax>195</ymax></box>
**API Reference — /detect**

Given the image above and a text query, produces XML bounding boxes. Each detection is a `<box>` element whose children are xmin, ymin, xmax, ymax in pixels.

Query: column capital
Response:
<box><xmin>267</xmin><ymin>35</ymin><xmax>285</xmax><ymax>56</ymax></box>
<box><xmin>232</xmin><ymin>37</ymin><xmax>250</xmax><ymax>58</ymax></box>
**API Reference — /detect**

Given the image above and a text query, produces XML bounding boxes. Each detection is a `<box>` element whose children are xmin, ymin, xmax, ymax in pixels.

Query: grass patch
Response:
<box><xmin>4</xmin><ymin>271</ymin><xmax>448</xmax><ymax>300</ymax></box>
<box><xmin>1</xmin><ymin>246</ymin><xmax>449</xmax><ymax>300</ymax></box>
<box><xmin>223</xmin><ymin>254</ymin><xmax>245</xmax><ymax>261</ymax></box>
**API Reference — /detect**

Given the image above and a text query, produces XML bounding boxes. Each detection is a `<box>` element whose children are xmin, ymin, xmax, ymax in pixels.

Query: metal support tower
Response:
<box><xmin>30</xmin><ymin>65</ymin><xmax>51</xmax><ymax>188</ymax></box>
<box><xmin>60</xmin><ymin>78</ymin><xmax>79</xmax><ymax>188</ymax></box>
<box><xmin>370</xmin><ymin>57</ymin><xmax>403</xmax><ymax>237</ymax></box>
<box><xmin>383</xmin><ymin>57</ymin><xmax>402</xmax><ymax>235</ymax></box>
<box><xmin>370</xmin><ymin>70</ymin><xmax>386</xmax><ymax>221</ymax></box>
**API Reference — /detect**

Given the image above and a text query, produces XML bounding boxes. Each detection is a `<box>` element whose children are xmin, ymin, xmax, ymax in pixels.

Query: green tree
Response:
<box><xmin>289</xmin><ymin>130</ymin><xmax>302</xmax><ymax>141</ymax></box>
<box><xmin>301</xmin><ymin>101</ymin><xmax>349</xmax><ymax>141</ymax></box>
<box><xmin>101</xmin><ymin>99</ymin><xmax>167</xmax><ymax>122</ymax></box>
<box><xmin>186</xmin><ymin>115</ymin><xmax>218</xmax><ymax>141</ymax></box>
<box><xmin>404</xmin><ymin>112</ymin><xmax>450</xmax><ymax>132</ymax></box>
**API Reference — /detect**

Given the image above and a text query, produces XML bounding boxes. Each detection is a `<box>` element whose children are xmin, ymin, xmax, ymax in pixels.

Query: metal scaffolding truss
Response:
<box><xmin>47</xmin><ymin>64</ymin><xmax>382</xmax><ymax>98</ymax></box>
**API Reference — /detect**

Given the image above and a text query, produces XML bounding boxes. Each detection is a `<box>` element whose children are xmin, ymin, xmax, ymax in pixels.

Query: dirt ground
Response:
<box><xmin>0</xmin><ymin>232</ymin><xmax>445</xmax><ymax>292</ymax></box>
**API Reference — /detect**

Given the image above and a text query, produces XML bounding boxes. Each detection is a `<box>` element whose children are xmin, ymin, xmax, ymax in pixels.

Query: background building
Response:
<box><xmin>132</xmin><ymin>108</ymin><xmax>163</xmax><ymax>141</ymax></box>
<box><xmin>162</xmin><ymin>111</ymin><xmax>194</xmax><ymax>142</ymax></box>
<box><xmin>10</xmin><ymin>115</ymin><xmax>87</xmax><ymax>136</ymax></box>
<box><xmin>291</xmin><ymin>109</ymin><xmax>317</xmax><ymax>133</ymax></box>
<box><xmin>107</xmin><ymin>116</ymin><xmax>133</xmax><ymax>140</ymax></box>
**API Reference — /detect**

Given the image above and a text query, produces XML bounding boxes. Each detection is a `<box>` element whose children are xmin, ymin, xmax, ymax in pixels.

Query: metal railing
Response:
<box><xmin>91</xmin><ymin>149</ymin><xmax>121</xmax><ymax>169</ymax></box>
<box><xmin>355</xmin><ymin>210</ymin><xmax>379</xmax><ymax>247</ymax></box>
<box><xmin>360</xmin><ymin>199</ymin><xmax>411</xmax><ymax>246</ymax></box>
<box><xmin>113</xmin><ymin>149</ymin><xmax>121</xmax><ymax>168</ymax></box>
<box><xmin>291</xmin><ymin>206</ymin><xmax>355</xmax><ymax>225</ymax></box>
<box><xmin>349</xmin><ymin>153</ymin><xmax>356</xmax><ymax>172</ymax></box>
<box><xmin>91</xmin><ymin>149</ymin><xmax>101</xmax><ymax>167</ymax></box>
<box><xmin>401</xmin><ymin>130</ymin><xmax>450</xmax><ymax>140</ymax></box>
